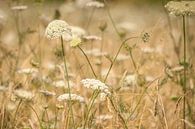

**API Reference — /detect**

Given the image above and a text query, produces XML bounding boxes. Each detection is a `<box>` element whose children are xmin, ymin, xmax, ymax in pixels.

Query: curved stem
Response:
<box><xmin>60</xmin><ymin>36</ymin><xmax>75</xmax><ymax>129</ymax></box>
<box><xmin>104</xmin><ymin>37</ymin><xmax>138</xmax><ymax>82</ymax></box>
<box><xmin>27</xmin><ymin>104</ymin><xmax>42</xmax><ymax>129</ymax></box>
<box><xmin>77</xmin><ymin>46</ymin><xmax>97</xmax><ymax>78</ymax></box>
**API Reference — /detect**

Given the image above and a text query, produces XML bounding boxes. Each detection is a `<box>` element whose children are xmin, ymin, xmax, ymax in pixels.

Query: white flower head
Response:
<box><xmin>83</xmin><ymin>35</ymin><xmax>102</xmax><ymax>41</ymax></box>
<box><xmin>86</xmin><ymin>1</ymin><xmax>105</xmax><ymax>8</ymax></box>
<box><xmin>39</xmin><ymin>90</ymin><xmax>56</xmax><ymax>97</ymax></box>
<box><xmin>11</xmin><ymin>5</ymin><xmax>28</xmax><ymax>11</ymax></box>
<box><xmin>165</xmin><ymin>1</ymin><xmax>195</xmax><ymax>16</ymax></box>
<box><xmin>52</xmin><ymin>80</ymin><xmax>74</xmax><ymax>89</ymax></box>
<box><xmin>14</xmin><ymin>89</ymin><xmax>34</xmax><ymax>101</ymax></box>
<box><xmin>57</xmin><ymin>93</ymin><xmax>85</xmax><ymax>103</ymax></box>
<box><xmin>45</xmin><ymin>20</ymin><xmax>71</xmax><ymax>39</ymax></box>
<box><xmin>0</xmin><ymin>85</ymin><xmax>8</xmax><ymax>92</ymax></box>
<box><xmin>63</xmin><ymin>26</ymin><xmax>86</xmax><ymax>41</ymax></box>
<box><xmin>81</xmin><ymin>79</ymin><xmax>110</xmax><ymax>95</ymax></box>
<box><xmin>17</xmin><ymin>68</ymin><xmax>38</xmax><ymax>75</ymax></box>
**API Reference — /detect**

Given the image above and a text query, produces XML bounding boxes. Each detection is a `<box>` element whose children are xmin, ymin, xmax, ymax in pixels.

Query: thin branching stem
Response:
<box><xmin>78</xmin><ymin>46</ymin><xmax>97</xmax><ymax>78</ymax></box>
<box><xmin>104</xmin><ymin>37</ymin><xmax>138</xmax><ymax>82</ymax></box>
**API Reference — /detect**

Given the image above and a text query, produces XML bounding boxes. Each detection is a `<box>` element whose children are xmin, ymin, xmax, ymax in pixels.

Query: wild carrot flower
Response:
<box><xmin>17</xmin><ymin>68</ymin><xmax>38</xmax><ymax>74</ymax></box>
<box><xmin>11</xmin><ymin>5</ymin><xmax>28</xmax><ymax>11</ymax></box>
<box><xmin>39</xmin><ymin>90</ymin><xmax>56</xmax><ymax>97</ymax></box>
<box><xmin>57</xmin><ymin>93</ymin><xmax>85</xmax><ymax>103</ymax></box>
<box><xmin>45</xmin><ymin>20</ymin><xmax>71</xmax><ymax>39</ymax></box>
<box><xmin>0</xmin><ymin>85</ymin><xmax>7</xmax><ymax>92</ymax></box>
<box><xmin>81</xmin><ymin>79</ymin><xmax>111</xmax><ymax>95</ymax></box>
<box><xmin>14</xmin><ymin>89</ymin><xmax>34</xmax><ymax>101</ymax></box>
<box><xmin>165</xmin><ymin>1</ymin><xmax>195</xmax><ymax>16</ymax></box>
<box><xmin>86</xmin><ymin>1</ymin><xmax>105</xmax><ymax>8</ymax></box>
<box><xmin>52</xmin><ymin>80</ymin><xmax>74</xmax><ymax>89</ymax></box>
<box><xmin>83</xmin><ymin>35</ymin><xmax>102</xmax><ymax>41</ymax></box>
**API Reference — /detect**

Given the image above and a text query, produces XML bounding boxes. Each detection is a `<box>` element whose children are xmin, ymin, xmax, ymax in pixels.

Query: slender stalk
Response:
<box><xmin>77</xmin><ymin>46</ymin><xmax>97</xmax><ymax>78</ymax></box>
<box><xmin>129</xmin><ymin>49</ymin><xmax>137</xmax><ymax>72</ymax></box>
<box><xmin>104</xmin><ymin>37</ymin><xmax>138</xmax><ymax>82</ymax></box>
<box><xmin>13</xmin><ymin>99</ymin><xmax>22</xmax><ymax>128</ymax></box>
<box><xmin>109</xmin><ymin>97</ymin><xmax>128</xmax><ymax>129</ymax></box>
<box><xmin>85</xmin><ymin>7</ymin><xmax>96</xmax><ymax>31</ymax></box>
<box><xmin>83</xmin><ymin>90</ymin><xmax>100</xmax><ymax>129</ymax></box>
<box><xmin>60</xmin><ymin>36</ymin><xmax>75</xmax><ymax>129</ymax></box>
<box><xmin>99</xmin><ymin>31</ymin><xmax>104</xmax><ymax>78</ymax></box>
<box><xmin>103</xmin><ymin>0</ymin><xmax>121</xmax><ymax>39</ymax></box>
<box><xmin>182</xmin><ymin>15</ymin><xmax>187</xmax><ymax>129</ymax></box>
<box><xmin>27</xmin><ymin>104</ymin><xmax>43</xmax><ymax>129</ymax></box>
<box><xmin>54</xmin><ymin>108</ymin><xmax>59</xmax><ymax>129</ymax></box>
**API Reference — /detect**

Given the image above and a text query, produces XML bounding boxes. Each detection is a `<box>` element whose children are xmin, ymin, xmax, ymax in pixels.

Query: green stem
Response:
<box><xmin>129</xmin><ymin>50</ymin><xmax>137</xmax><ymax>72</ymax></box>
<box><xmin>78</xmin><ymin>46</ymin><xmax>97</xmax><ymax>78</ymax></box>
<box><xmin>83</xmin><ymin>90</ymin><xmax>100</xmax><ymax>129</ymax></box>
<box><xmin>104</xmin><ymin>37</ymin><xmax>138</xmax><ymax>82</ymax></box>
<box><xmin>109</xmin><ymin>97</ymin><xmax>128</xmax><ymax>129</ymax></box>
<box><xmin>182</xmin><ymin>15</ymin><xmax>187</xmax><ymax>129</ymax></box>
<box><xmin>60</xmin><ymin>36</ymin><xmax>75</xmax><ymax>129</ymax></box>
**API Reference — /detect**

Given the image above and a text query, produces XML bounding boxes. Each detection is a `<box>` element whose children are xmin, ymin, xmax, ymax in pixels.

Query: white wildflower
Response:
<box><xmin>99</xmin><ymin>92</ymin><xmax>107</xmax><ymax>101</ymax></box>
<box><xmin>45</xmin><ymin>20</ymin><xmax>71</xmax><ymax>39</ymax></box>
<box><xmin>14</xmin><ymin>89</ymin><xmax>34</xmax><ymax>101</ymax></box>
<box><xmin>63</xmin><ymin>26</ymin><xmax>86</xmax><ymax>41</ymax></box>
<box><xmin>17</xmin><ymin>68</ymin><xmax>38</xmax><ymax>74</ymax></box>
<box><xmin>86</xmin><ymin>1</ymin><xmax>105</xmax><ymax>8</ymax></box>
<box><xmin>165</xmin><ymin>1</ymin><xmax>195</xmax><ymax>16</ymax></box>
<box><xmin>123</xmin><ymin>74</ymin><xmax>137</xmax><ymax>87</ymax></box>
<box><xmin>117</xmin><ymin>22</ymin><xmax>137</xmax><ymax>32</ymax></box>
<box><xmin>0</xmin><ymin>85</ymin><xmax>7</xmax><ymax>92</ymax></box>
<box><xmin>39</xmin><ymin>90</ymin><xmax>56</xmax><ymax>96</ymax></box>
<box><xmin>85</xmin><ymin>49</ymin><xmax>107</xmax><ymax>57</ymax></box>
<box><xmin>116</xmin><ymin>54</ymin><xmax>129</xmax><ymax>62</ymax></box>
<box><xmin>81</xmin><ymin>79</ymin><xmax>110</xmax><ymax>95</ymax></box>
<box><xmin>171</xmin><ymin>66</ymin><xmax>184</xmax><ymax>72</ymax></box>
<box><xmin>76</xmin><ymin>0</ymin><xmax>92</xmax><ymax>8</ymax></box>
<box><xmin>11</xmin><ymin>5</ymin><xmax>28</xmax><ymax>11</ymax></box>
<box><xmin>57</xmin><ymin>93</ymin><xmax>85</xmax><ymax>103</ymax></box>
<box><xmin>52</xmin><ymin>80</ymin><xmax>74</xmax><ymax>88</ymax></box>
<box><xmin>83</xmin><ymin>35</ymin><xmax>102</xmax><ymax>41</ymax></box>
<box><xmin>96</xmin><ymin>114</ymin><xmax>113</xmax><ymax>123</ymax></box>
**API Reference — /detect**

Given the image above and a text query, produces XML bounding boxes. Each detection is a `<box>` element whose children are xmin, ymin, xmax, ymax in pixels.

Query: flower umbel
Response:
<box><xmin>81</xmin><ymin>79</ymin><xmax>110</xmax><ymax>95</ymax></box>
<box><xmin>45</xmin><ymin>20</ymin><xmax>71</xmax><ymax>39</ymax></box>
<box><xmin>165</xmin><ymin>1</ymin><xmax>195</xmax><ymax>16</ymax></box>
<box><xmin>57</xmin><ymin>93</ymin><xmax>85</xmax><ymax>103</ymax></box>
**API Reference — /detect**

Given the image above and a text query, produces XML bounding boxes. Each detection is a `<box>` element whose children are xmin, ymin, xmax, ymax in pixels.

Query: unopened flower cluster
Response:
<box><xmin>81</xmin><ymin>79</ymin><xmax>110</xmax><ymax>95</ymax></box>
<box><xmin>165</xmin><ymin>1</ymin><xmax>195</xmax><ymax>16</ymax></box>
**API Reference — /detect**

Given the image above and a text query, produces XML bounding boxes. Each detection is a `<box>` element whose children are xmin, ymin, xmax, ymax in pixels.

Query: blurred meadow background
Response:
<box><xmin>0</xmin><ymin>0</ymin><xmax>195</xmax><ymax>129</ymax></box>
